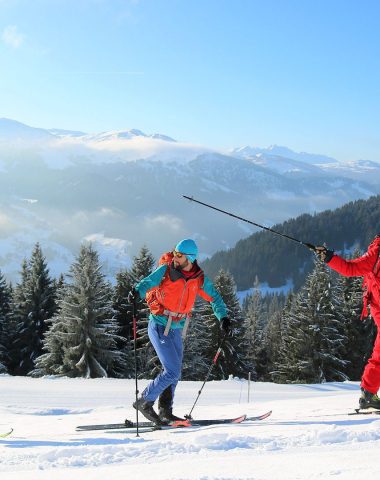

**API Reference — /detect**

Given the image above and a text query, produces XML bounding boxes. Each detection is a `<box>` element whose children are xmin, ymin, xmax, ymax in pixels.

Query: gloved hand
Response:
<box><xmin>127</xmin><ymin>287</ymin><xmax>139</xmax><ymax>304</ymax></box>
<box><xmin>220</xmin><ymin>317</ymin><xmax>232</xmax><ymax>336</ymax></box>
<box><xmin>315</xmin><ymin>246</ymin><xmax>334</xmax><ymax>263</ymax></box>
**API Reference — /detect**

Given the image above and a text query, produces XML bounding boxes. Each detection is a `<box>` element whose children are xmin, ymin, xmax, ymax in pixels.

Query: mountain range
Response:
<box><xmin>0</xmin><ymin>117</ymin><xmax>379</xmax><ymax>283</ymax></box>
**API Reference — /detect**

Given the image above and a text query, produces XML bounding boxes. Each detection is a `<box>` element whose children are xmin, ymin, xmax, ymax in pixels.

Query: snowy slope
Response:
<box><xmin>1</xmin><ymin>376</ymin><xmax>379</xmax><ymax>479</ymax></box>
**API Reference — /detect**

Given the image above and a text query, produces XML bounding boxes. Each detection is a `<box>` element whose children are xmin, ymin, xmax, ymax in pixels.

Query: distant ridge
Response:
<box><xmin>203</xmin><ymin>195</ymin><xmax>380</xmax><ymax>291</ymax></box>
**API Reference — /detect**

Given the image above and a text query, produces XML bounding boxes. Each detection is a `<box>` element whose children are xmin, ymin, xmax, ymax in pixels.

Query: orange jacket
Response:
<box><xmin>136</xmin><ymin>252</ymin><xmax>227</xmax><ymax>327</ymax></box>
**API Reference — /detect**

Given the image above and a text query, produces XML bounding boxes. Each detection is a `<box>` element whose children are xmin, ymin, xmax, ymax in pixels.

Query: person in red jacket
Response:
<box><xmin>316</xmin><ymin>234</ymin><xmax>380</xmax><ymax>410</ymax></box>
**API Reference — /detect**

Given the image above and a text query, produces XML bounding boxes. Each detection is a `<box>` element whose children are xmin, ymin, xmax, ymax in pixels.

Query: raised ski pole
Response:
<box><xmin>185</xmin><ymin>332</ymin><xmax>228</xmax><ymax>420</ymax></box>
<box><xmin>182</xmin><ymin>195</ymin><xmax>316</xmax><ymax>251</ymax></box>
<box><xmin>132</xmin><ymin>297</ymin><xmax>140</xmax><ymax>437</ymax></box>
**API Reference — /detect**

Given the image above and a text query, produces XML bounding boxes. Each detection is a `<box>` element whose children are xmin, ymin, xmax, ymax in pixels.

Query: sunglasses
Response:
<box><xmin>173</xmin><ymin>250</ymin><xmax>190</xmax><ymax>259</ymax></box>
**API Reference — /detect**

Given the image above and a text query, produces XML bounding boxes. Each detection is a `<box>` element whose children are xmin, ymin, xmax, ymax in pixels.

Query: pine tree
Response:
<box><xmin>275</xmin><ymin>258</ymin><xmax>348</xmax><ymax>383</ymax></box>
<box><xmin>242</xmin><ymin>278</ymin><xmax>266</xmax><ymax>380</ymax></box>
<box><xmin>270</xmin><ymin>292</ymin><xmax>296</xmax><ymax>383</ymax></box>
<box><xmin>34</xmin><ymin>244</ymin><xmax>125</xmax><ymax>378</ymax></box>
<box><xmin>262</xmin><ymin>294</ymin><xmax>286</xmax><ymax>380</ymax></box>
<box><xmin>0</xmin><ymin>271</ymin><xmax>12</xmax><ymax>374</ymax></box>
<box><xmin>202</xmin><ymin>269</ymin><xmax>249</xmax><ymax>379</ymax></box>
<box><xmin>114</xmin><ymin>269</ymin><xmax>134</xmax><ymax>342</ymax></box>
<box><xmin>113</xmin><ymin>268</ymin><xmax>135</xmax><ymax>377</ymax></box>
<box><xmin>10</xmin><ymin>244</ymin><xmax>57</xmax><ymax>375</ymax></box>
<box><xmin>270</xmin><ymin>291</ymin><xmax>306</xmax><ymax>383</ymax></box>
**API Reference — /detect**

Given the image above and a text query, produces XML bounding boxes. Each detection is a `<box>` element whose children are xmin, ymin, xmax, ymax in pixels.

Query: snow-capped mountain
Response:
<box><xmin>81</xmin><ymin>129</ymin><xmax>176</xmax><ymax>143</ymax></box>
<box><xmin>232</xmin><ymin>145</ymin><xmax>337</xmax><ymax>165</ymax></box>
<box><xmin>0</xmin><ymin>118</ymin><xmax>54</xmax><ymax>142</ymax></box>
<box><xmin>0</xmin><ymin>118</ymin><xmax>379</xmax><ymax>283</ymax></box>
<box><xmin>318</xmin><ymin>159</ymin><xmax>380</xmax><ymax>186</ymax></box>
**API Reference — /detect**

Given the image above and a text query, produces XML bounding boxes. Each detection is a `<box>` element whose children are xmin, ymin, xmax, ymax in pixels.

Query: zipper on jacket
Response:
<box><xmin>177</xmin><ymin>279</ymin><xmax>188</xmax><ymax>313</ymax></box>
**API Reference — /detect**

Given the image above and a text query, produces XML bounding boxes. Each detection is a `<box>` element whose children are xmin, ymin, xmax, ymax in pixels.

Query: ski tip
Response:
<box><xmin>231</xmin><ymin>414</ymin><xmax>247</xmax><ymax>423</ymax></box>
<box><xmin>260</xmin><ymin>410</ymin><xmax>272</xmax><ymax>419</ymax></box>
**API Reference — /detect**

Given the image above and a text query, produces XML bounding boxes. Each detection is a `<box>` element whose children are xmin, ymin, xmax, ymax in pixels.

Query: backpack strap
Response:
<box><xmin>181</xmin><ymin>315</ymin><xmax>191</xmax><ymax>339</ymax></box>
<box><xmin>162</xmin><ymin>309</ymin><xmax>190</xmax><ymax>336</ymax></box>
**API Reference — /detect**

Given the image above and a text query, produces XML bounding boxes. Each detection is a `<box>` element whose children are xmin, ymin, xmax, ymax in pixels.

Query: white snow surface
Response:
<box><xmin>0</xmin><ymin>376</ymin><xmax>379</xmax><ymax>479</ymax></box>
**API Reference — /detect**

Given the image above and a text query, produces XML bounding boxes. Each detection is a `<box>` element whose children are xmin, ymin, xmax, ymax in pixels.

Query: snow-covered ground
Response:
<box><xmin>1</xmin><ymin>375</ymin><xmax>379</xmax><ymax>479</ymax></box>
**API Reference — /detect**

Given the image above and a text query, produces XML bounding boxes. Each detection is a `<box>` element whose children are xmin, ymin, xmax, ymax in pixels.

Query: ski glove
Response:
<box><xmin>220</xmin><ymin>317</ymin><xmax>232</xmax><ymax>336</ymax></box>
<box><xmin>315</xmin><ymin>246</ymin><xmax>334</xmax><ymax>263</ymax></box>
<box><xmin>127</xmin><ymin>287</ymin><xmax>139</xmax><ymax>304</ymax></box>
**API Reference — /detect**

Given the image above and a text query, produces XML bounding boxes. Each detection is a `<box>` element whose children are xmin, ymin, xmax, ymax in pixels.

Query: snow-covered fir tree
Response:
<box><xmin>201</xmin><ymin>269</ymin><xmax>249</xmax><ymax>379</ymax></box>
<box><xmin>261</xmin><ymin>294</ymin><xmax>286</xmax><ymax>380</ymax></box>
<box><xmin>274</xmin><ymin>258</ymin><xmax>348</xmax><ymax>383</ymax></box>
<box><xmin>0</xmin><ymin>271</ymin><xmax>12</xmax><ymax>373</ymax></box>
<box><xmin>34</xmin><ymin>244</ymin><xmax>125</xmax><ymax>378</ymax></box>
<box><xmin>270</xmin><ymin>292</ymin><xmax>296</xmax><ymax>383</ymax></box>
<box><xmin>242</xmin><ymin>277</ymin><xmax>266</xmax><ymax>380</ymax></box>
<box><xmin>8</xmin><ymin>260</ymin><xmax>30</xmax><ymax>374</ymax></box>
<box><xmin>113</xmin><ymin>268</ymin><xmax>134</xmax><ymax>342</ymax></box>
<box><xmin>113</xmin><ymin>268</ymin><xmax>135</xmax><ymax>377</ymax></box>
<box><xmin>10</xmin><ymin>244</ymin><xmax>57</xmax><ymax>375</ymax></box>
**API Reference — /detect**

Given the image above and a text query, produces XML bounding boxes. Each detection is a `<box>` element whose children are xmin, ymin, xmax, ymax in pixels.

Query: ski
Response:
<box><xmin>348</xmin><ymin>408</ymin><xmax>380</xmax><ymax>416</ymax></box>
<box><xmin>0</xmin><ymin>428</ymin><xmax>13</xmax><ymax>438</ymax></box>
<box><xmin>76</xmin><ymin>410</ymin><xmax>272</xmax><ymax>432</ymax></box>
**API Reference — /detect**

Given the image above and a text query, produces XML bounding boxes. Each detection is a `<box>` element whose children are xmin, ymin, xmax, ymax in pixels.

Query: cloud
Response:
<box><xmin>144</xmin><ymin>214</ymin><xmax>183</xmax><ymax>232</ymax></box>
<box><xmin>83</xmin><ymin>233</ymin><xmax>131</xmax><ymax>250</ymax></box>
<box><xmin>2</xmin><ymin>25</ymin><xmax>24</xmax><ymax>48</ymax></box>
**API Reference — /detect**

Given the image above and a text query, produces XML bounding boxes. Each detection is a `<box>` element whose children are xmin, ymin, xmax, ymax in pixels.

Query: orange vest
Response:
<box><xmin>145</xmin><ymin>252</ymin><xmax>205</xmax><ymax>319</ymax></box>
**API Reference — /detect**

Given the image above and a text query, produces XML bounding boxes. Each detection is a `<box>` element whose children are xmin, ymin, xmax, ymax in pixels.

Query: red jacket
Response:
<box><xmin>327</xmin><ymin>236</ymin><xmax>380</xmax><ymax>321</ymax></box>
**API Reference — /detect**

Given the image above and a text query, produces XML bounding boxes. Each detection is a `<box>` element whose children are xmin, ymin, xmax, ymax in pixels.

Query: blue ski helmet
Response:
<box><xmin>175</xmin><ymin>238</ymin><xmax>198</xmax><ymax>263</ymax></box>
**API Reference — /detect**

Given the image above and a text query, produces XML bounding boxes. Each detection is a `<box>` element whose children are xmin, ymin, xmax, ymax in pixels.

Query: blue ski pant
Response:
<box><xmin>142</xmin><ymin>319</ymin><xmax>184</xmax><ymax>405</ymax></box>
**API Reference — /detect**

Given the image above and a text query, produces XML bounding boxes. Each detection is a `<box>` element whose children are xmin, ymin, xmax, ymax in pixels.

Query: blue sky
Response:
<box><xmin>1</xmin><ymin>0</ymin><xmax>380</xmax><ymax>161</ymax></box>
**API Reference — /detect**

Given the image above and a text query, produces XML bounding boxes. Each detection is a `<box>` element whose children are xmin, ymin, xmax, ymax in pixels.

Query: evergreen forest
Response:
<box><xmin>0</xmin><ymin>235</ymin><xmax>376</xmax><ymax>384</ymax></box>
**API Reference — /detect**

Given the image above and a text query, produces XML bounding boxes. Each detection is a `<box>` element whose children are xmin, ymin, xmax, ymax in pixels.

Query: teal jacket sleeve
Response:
<box><xmin>135</xmin><ymin>264</ymin><xmax>168</xmax><ymax>298</ymax></box>
<box><xmin>198</xmin><ymin>275</ymin><xmax>228</xmax><ymax>321</ymax></box>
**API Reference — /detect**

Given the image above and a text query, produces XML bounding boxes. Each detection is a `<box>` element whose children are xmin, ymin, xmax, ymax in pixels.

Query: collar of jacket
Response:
<box><xmin>168</xmin><ymin>260</ymin><xmax>203</xmax><ymax>282</ymax></box>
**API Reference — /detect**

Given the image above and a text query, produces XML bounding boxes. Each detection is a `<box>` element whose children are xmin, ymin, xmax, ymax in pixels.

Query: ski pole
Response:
<box><xmin>185</xmin><ymin>332</ymin><xmax>228</xmax><ymax>420</ymax></box>
<box><xmin>132</xmin><ymin>298</ymin><xmax>140</xmax><ymax>437</ymax></box>
<box><xmin>182</xmin><ymin>195</ymin><xmax>316</xmax><ymax>251</ymax></box>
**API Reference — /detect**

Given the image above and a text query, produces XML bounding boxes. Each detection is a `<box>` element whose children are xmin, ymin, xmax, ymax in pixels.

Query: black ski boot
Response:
<box><xmin>158</xmin><ymin>386</ymin><xmax>184</xmax><ymax>424</ymax></box>
<box><xmin>359</xmin><ymin>388</ymin><xmax>380</xmax><ymax>409</ymax></box>
<box><xmin>133</xmin><ymin>397</ymin><xmax>162</xmax><ymax>425</ymax></box>
<box><xmin>158</xmin><ymin>406</ymin><xmax>184</xmax><ymax>424</ymax></box>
